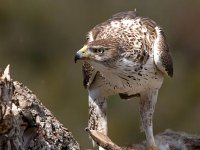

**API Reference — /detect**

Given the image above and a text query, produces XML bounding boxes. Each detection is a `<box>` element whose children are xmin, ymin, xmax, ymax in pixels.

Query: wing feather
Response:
<box><xmin>153</xmin><ymin>26</ymin><xmax>173</xmax><ymax>77</ymax></box>
<box><xmin>135</xmin><ymin>17</ymin><xmax>173</xmax><ymax>77</ymax></box>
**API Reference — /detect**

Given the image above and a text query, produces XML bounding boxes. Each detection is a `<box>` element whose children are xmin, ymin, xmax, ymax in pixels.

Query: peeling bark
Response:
<box><xmin>0</xmin><ymin>65</ymin><xmax>80</xmax><ymax>150</ymax></box>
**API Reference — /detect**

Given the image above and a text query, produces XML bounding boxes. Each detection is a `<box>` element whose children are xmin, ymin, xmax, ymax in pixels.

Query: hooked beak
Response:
<box><xmin>74</xmin><ymin>45</ymin><xmax>88</xmax><ymax>63</ymax></box>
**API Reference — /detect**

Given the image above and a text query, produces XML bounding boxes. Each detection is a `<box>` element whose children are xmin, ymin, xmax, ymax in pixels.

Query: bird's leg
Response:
<box><xmin>88</xmin><ymin>90</ymin><xmax>107</xmax><ymax>149</ymax></box>
<box><xmin>139</xmin><ymin>89</ymin><xmax>158</xmax><ymax>149</ymax></box>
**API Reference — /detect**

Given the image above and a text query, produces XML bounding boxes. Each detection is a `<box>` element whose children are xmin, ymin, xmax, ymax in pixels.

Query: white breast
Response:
<box><xmin>90</xmin><ymin>56</ymin><xmax>164</xmax><ymax>96</ymax></box>
<box><xmin>107</xmin><ymin>57</ymin><xmax>163</xmax><ymax>95</ymax></box>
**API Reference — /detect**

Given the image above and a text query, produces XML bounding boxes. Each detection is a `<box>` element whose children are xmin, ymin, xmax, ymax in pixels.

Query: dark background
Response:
<box><xmin>0</xmin><ymin>0</ymin><xmax>200</xmax><ymax>149</ymax></box>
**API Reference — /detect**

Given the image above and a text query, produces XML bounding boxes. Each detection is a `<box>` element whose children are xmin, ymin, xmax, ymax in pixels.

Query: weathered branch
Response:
<box><xmin>86</xmin><ymin>128</ymin><xmax>123</xmax><ymax>150</ymax></box>
<box><xmin>0</xmin><ymin>65</ymin><xmax>80</xmax><ymax>150</ymax></box>
<box><xmin>87</xmin><ymin>129</ymin><xmax>200</xmax><ymax>150</ymax></box>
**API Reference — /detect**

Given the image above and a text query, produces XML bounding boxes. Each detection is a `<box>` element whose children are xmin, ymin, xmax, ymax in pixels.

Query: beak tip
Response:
<box><xmin>74</xmin><ymin>53</ymin><xmax>80</xmax><ymax>63</ymax></box>
<box><xmin>74</xmin><ymin>58</ymin><xmax>77</xmax><ymax>63</ymax></box>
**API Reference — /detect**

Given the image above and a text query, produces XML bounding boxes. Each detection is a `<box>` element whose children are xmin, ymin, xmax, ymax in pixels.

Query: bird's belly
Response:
<box><xmin>102</xmin><ymin>66</ymin><xmax>163</xmax><ymax>96</ymax></box>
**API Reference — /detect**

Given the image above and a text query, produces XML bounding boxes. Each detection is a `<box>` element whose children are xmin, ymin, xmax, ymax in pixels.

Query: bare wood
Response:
<box><xmin>86</xmin><ymin>128</ymin><xmax>125</xmax><ymax>150</ymax></box>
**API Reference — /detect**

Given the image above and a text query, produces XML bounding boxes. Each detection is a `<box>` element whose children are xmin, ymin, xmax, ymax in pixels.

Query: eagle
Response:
<box><xmin>75</xmin><ymin>10</ymin><xmax>173</xmax><ymax>150</ymax></box>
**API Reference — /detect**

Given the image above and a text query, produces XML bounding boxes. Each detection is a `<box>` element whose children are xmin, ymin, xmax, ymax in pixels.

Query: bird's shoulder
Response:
<box><xmin>109</xmin><ymin>12</ymin><xmax>173</xmax><ymax>77</ymax></box>
<box><xmin>109</xmin><ymin>12</ymin><xmax>158</xmax><ymax>64</ymax></box>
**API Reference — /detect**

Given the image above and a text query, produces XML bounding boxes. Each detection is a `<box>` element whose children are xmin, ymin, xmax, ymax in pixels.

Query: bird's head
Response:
<box><xmin>75</xmin><ymin>39</ymin><xmax>120</xmax><ymax>65</ymax></box>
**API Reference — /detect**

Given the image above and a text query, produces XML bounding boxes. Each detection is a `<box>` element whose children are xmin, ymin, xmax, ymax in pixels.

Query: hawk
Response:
<box><xmin>75</xmin><ymin>10</ymin><xmax>173</xmax><ymax>150</ymax></box>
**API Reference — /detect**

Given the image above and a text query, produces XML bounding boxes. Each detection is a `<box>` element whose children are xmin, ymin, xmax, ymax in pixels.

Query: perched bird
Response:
<box><xmin>75</xmin><ymin>10</ymin><xmax>173</xmax><ymax>150</ymax></box>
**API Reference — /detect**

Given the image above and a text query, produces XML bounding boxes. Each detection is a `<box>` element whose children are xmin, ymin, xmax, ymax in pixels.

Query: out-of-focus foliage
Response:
<box><xmin>0</xmin><ymin>0</ymin><xmax>200</xmax><ymax>149</ymax></box>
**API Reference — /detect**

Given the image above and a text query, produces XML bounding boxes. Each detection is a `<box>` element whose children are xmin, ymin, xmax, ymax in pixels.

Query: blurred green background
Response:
<box><xmin>0</xmin><ymin>0</ymin><xmax>200</xmax><ymax>149</ymax></box>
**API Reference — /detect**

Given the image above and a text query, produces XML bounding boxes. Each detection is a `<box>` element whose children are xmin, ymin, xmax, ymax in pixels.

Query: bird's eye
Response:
<box><xmin>86</xmin><ymin>36</ymin><xmax>90</xmax><ymax>41</ymax></box>
<box><xmin>98</xmin><ymin>48</ymin><xmax>104</xmax><ymax>54</ymax></box>
<box><xmin>91</xmin><ymin>48</ymin><xmax>106</xmax><ymax>54</ymax></box>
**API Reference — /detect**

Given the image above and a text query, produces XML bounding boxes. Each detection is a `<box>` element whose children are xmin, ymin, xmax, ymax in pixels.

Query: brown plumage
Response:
<box><xmin>75</xmin><ymin>10</ymin><xmax>173</xmax><ymax>150</ymax></box>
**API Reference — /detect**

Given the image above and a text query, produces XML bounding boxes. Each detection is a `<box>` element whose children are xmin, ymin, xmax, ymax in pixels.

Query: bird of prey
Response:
<box><xmin>75</xmin><ymin>10</ymin><xmax>173</xmax><ymax>150</ymax></box>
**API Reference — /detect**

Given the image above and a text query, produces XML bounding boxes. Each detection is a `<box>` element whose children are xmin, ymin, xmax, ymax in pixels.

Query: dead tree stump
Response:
<box><xmin>0</xmin><ymin>65</ymin><xmax>80</xmax><ymax>150</ymax></box>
